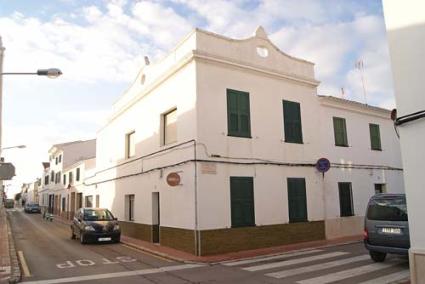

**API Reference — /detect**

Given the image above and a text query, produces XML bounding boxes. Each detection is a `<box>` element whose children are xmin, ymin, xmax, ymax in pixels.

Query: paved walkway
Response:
<box><xmin>0</xmin><ymin>207</ymin><xmax>20</xmax><ymax>283</ymax></box>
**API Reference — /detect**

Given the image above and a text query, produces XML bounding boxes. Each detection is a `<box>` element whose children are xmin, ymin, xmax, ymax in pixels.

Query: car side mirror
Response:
<box><xmin>113</xmin><ymin>217</ymin><xmax>118</xmax><ymax>221</ymax></box>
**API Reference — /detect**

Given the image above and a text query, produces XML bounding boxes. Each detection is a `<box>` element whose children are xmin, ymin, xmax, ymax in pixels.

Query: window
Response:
<box><xmin>126</xmin><ymin>131</ymin><xmax>135</xmax><ymax>158</ymax></box>
<box><xmin>44</xmin><ymin>175</ymin><xmax>49</xmax><ymax>185</ymax></box>
<box><xmin>51</xmin><ymin>171</ymin><xmax>54</xmax><ymax>182</ymax></box>
<box><xmin>55</xmin><ymin>157</ymin><xmax>58</xmax><ymax>165</ymax></box>
<box><xmin>96</xmin><ymin>195</ymin><xmax>100</xmax><ymax>208</ymax></box>
<box><xmin>339</xmin><ymin>182</ymin><xmax>354</xmax><ymax>217</ymax></box>
<box><xmin>63</xmin><ymin>174</ymin><xmax>67</xmax><ymax>185</ymax></box>
<box><xmin>367</xmin><ymin>196</ymin><xmax>407</xmax><ymax>221</ymax></box>
<box><xmin>62</xmin><ymin>197</ymin><xmax>66</xmax><ymax>212</ymax></box>
<box><xmin>85</xmin><ymin>195</ymin><xmax>93</xmax><ymax>208</ymax></box>
<box><xmin>230</xmin><ymin>177</ymin><xmax>255</xmax><ymax>227</ymax></box>
<box><xmin>76</xmin><ymin>168</ymin><xmax>80</xmax><ymax>182</ymax></box>
<box><xmin>287</xmin><ymin>178</ymin><xmax>308</xmax><ymax>222</ymax></box>
<box><xmin>374</xmin><ymin>184</ymin><xmax>386</xmax><ymax>194</ymax></box>
<box><xmin>333</xmin><ymin>117</ymin><xmax>348</xmax><ymax>146</ymax></box>
<box><xmin>55</xmin><ymin>172</ymin><xmax>61</xmax><ymax>184</ymax></box>
<box><xmin>125</xmin><ymin>194</ymin><xmax>135</xmax><ymax>221</ymax></box>
<box><xmin>227</xmin><ymin>89</ymin><xmax>251</xmax><ymax>138</ymax></box>
<box><xmin>283</xmin><ymin>100</ymin><xmax>303</xmax><ymax>143</ymax></box>
<box><xmin>69</xmin><ymin>171</ymin><xmax>73</xmax><ymax>184</ymax></box>
<box><xmin>369</xmin><ymin>123</ymin><xmax>382</xmax><ymax>151</ymax></box>
<box><xmin>59</xmin><ymin>155</ymin><xmax>62</xmax><ymax>163</ymax></box>
<box><xmin>163</xmin><ymin>108</ymin><xmax>177</xmax><ymax>145</ymax></box>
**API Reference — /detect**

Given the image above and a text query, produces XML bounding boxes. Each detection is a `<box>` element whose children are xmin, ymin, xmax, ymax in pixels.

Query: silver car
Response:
<box><xmin>364</xmin><ymin>193</ymin><xmax>409</xmax><ymax>262</ymax></box>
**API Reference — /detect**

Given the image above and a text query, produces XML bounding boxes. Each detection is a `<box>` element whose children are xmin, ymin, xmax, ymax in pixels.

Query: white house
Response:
<box><xmin>86</xmin><ymin>26</ymin><xmax>403</xmax><ymax>256</ymax></box>
<box><xmin>39</xmin><ymin>139</ymin><xmax>96</xmax><ymax>218</ymax></box>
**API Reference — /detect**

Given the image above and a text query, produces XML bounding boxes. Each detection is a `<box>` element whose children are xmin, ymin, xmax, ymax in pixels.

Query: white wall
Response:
<box><xmin>383</xmin><ymin>1</ymin><xmax>425</xmax><ymax>283</ymax></box>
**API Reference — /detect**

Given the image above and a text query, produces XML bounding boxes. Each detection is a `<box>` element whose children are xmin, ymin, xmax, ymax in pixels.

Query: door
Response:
<box><xmin>152</xmin><ymin>192</ymin><xmax>160</xmax><ymax>243</ymax></box>
<box><xmin>70</xmin><ymin>192</ymin><xmax>76</xmax><ymax>219</ymax></box>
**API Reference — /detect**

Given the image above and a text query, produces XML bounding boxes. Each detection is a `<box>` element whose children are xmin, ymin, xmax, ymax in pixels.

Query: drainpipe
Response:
<box><xmin>193</xmin><ymin>140</ymin><xmax>201</xmax><ymax>256</ymax></box>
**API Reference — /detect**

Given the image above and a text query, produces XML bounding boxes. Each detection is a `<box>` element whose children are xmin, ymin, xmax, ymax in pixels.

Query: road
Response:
<box><xmin>8</xmin><ymin>209</ymin><xmax>409</xmax><ymax>283</ymax></box>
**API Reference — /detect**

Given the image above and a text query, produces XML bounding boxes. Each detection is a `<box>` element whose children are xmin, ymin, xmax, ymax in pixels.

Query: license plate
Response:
<box><xmin>98</xmin><ymin>237</ymin><xmax>111</xmax><ymax>241</ymax></box>
<box><xmin>381</xmin><ymin>228</ymin><xmax>401</xmax><ymax>234</ymax></box>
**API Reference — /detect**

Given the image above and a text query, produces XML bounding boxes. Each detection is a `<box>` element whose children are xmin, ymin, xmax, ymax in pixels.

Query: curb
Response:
<box><xmin>6</xmin><ymin>213</ymin><xmax>21</xmax><ymax>283</ymax></box>
<box><xmin>120</xmin><ymin>240</ymin><xmax>190</xmax><ymax>263</ymax></box>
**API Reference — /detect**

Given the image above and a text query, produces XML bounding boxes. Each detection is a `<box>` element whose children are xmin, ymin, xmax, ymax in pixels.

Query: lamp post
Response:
<box><xmin>0</xmin><ymin>36</ymin><xmax>61</xmax><ymax>207</ymax></box>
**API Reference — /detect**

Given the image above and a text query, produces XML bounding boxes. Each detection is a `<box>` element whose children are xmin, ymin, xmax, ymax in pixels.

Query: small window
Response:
<box><xmin>62</xmin><ymin>197</ymin><xmax>66</xmax><ymax>212</ymax></box>
<box><xmin>51</xmin><ymin>171</ymin><xmax>54</xmax><ymax>182</ymax></box>
<box><xmin>374</xmin><ymin>184</ymin><xmax>386</xmax><ymax>194</ymax></box>
<box><xmin>230</xmin><ymin>177</ymin><xmax>255</xmax><ymax>228</ymax></box>
<box><xmin>333</xmin><ymin>117</ymin><xmax>348</xmax><ymax>147</ymax></box>
<box><xmin>163</xmin><ymin>108</ymin><xmax>177</xmax><ymax>145</ymax></box>
<box><xmin>76</xmin><ymin>168</ymin><xmax>80</xmax><ymax>182</ymax></box>
<box><xmin>96</xmin><ymin>195</ymin><xmax>100</xmax><ymax>208</ymax></box>
<box><xmin>44</xmin><ymin>175</ymin><xmax>49</xmax><ymax>185</ymax></box>
<box><xmin>69</xmin><ymin>171</ymin><xmax>73</xmax><ymax>184</ymax></box>
<box><xmin>288</xmin><ymin>178</ymin><xmax>308</xmax><ymax>222</ymax></box>
<box><xmin>227</xmin><ymin>89</ymin><xmax>251</xmax><ymax>138</ymax></box>
<box><xmin>283</xmin><ymin>100</ymin><xmax>303</xmax><ymax>143</ymax></box>
<box><xmin>63</xmin><ymin>174</ymin><xmax>67</xmax><ymax>186</ymax></box>
<box><xmin>125</xmin><ymin>194</ymin><xmax>135</xmax><ymax>221</ymax></box>
<box><xmin>339</xmin><ymin>182</ymin><xmax>354</xmax><ymax>217</ymax></box>
<box><xmin>126</xmin><ymin>131</ymin><xmax>135</xmax><ymax>158</ymax></box>
<box><xmin>55</xmin><ymin>157</ymin><xmax>58</xmax><ymax>165</ymax></box>
<box><xmin>85</xmin><ymin>195</ymin><xmax>93</xmax><ymax>208</ymax></box>
<box><xmin>369</xmin><ymin>123</ymin><xmax>382</xmax><ymax>151</ymax></box>
<box><xmin>59</xmin><ymin>155</ymin><xmax>62</xmax><ymax>163</ymax></box>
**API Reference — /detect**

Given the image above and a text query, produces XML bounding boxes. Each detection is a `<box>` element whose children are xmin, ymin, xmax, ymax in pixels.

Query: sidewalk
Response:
<box><xmin>0</xmin><ymin>207</ymin><xmax>21</xmax><ymax>283</ymax></box>
<box><xmin>53</xmin><ymin>214</ymin><xmax>363</xmax><ymax>263</ymax></box>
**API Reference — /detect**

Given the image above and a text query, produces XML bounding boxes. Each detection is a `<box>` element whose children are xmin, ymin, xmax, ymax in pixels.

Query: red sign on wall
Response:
<box><xmin>166</xmin><ymin>172</ymin><xmax>181</xmax><ymax>186</ymax></box>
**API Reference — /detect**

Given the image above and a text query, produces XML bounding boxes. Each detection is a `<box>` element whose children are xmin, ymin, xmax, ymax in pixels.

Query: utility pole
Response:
<box><xmin>0</xmin><ymin>36</ymin><xmax>4</xmax><ymax>206</ymax></box>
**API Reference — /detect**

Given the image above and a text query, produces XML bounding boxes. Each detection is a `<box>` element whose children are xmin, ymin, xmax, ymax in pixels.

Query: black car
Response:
<box><xmin>24</xmin><ymin>203</ymin><xmax>41</xmax><ymax>213</ymax></box>
<box><xmin>71</xmin><ymin>208</ymin><xmax>121</xmax><ymax>244</ymax></box>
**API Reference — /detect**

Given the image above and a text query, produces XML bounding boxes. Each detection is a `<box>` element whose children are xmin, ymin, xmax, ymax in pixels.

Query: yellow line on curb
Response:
<box><xmin>121</xmin><ymin>244</ymin><xmax>173</xmax><ymax>262</ymax></box>
<box><xmin>18</xmin><ymin>251</ymin><xmax>31</xmax><ymax>277</ymax></box>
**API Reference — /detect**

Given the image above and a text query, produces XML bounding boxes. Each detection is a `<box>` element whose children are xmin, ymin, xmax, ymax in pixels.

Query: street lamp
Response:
<box><xmin>0</xmin><ymin>36</ymin><xmax>62</xmax><ymax>207</ymax></box>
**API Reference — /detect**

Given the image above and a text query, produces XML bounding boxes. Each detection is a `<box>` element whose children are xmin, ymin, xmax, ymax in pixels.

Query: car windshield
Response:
<box><xmin>83</xmin><ymin>209</ymin><xmax>114</xmax><ymax>221</ymax></box>
<box><xmin>367</xmin><ymin>197</ymin><xmax>408</xmax><ymax>221</ymax></box>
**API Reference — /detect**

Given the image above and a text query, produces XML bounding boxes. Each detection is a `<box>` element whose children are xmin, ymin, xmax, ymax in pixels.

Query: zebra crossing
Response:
<box><xmin>221</xmin><ymin>246</ymin><xmax>409</xmax><ymax>283</ymax></box>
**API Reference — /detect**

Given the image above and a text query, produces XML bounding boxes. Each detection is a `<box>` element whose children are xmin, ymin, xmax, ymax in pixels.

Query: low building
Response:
<box><xmin>85</xmin><ymin>27</ymin><xmax>403</xmax><ymax>256</ymax></box>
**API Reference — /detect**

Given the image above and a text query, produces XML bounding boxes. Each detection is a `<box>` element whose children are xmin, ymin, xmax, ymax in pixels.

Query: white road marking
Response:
<box><xmin>18</xmin><ymin>251</ymin><xmax>31</xmax><ymax>277</ymax></box>
<box><xmin>358</xmin><ymin>269</ymin><xmax>410</xmax><ymax>284</ymax></box>
<box><xmin>266</xmin><ymin>254</ymin><xmax>370</xmax><ymax>278</ymax></box>
<box><xmin>21</xmin><ymin>263</ymin><xmax>205</xmax><ymax>284</ymax></box>
<box><xmin>243</xmin><ymin>251</ymin><xmax>348</xmax><ymax>272</ymax></box>
<box><xmin>222</xmin><ymin>249</ymin><xmax>324</xmax><ymax>266</ymax></box>
<box><xmin>297</xmin><ymin>259</ymin><xmax>406</xmax><ymax>284</ymax></box>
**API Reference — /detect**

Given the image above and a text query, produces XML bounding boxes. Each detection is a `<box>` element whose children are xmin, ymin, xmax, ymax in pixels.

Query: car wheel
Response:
<box><xmin>71</xmin><ymin>228</ymin><xmax>76</xmax><ymax>240</ymax></box>
<box><xmin>80</xmin><ymin>233</ymin><xmax>86</xmax><ymax>244</ymax></box>
<box><xmin>370</xmin><ymin>251</ymin><xmax>386</xmax><ymax>262</ymax></box>
<box><xmin>114</xmin><ymin>237</ymin><xmax>121</xmax><ymax>243</ymax></box>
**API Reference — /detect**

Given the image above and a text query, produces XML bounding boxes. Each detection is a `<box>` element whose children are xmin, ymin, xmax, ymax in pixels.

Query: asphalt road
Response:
<box><xmin>8</xmin><ymin>209</ymin><xmax>410</xmax><ymax>284</ymax></box>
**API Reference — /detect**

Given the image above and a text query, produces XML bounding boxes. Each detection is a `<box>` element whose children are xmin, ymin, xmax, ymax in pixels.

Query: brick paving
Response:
<box><xmin>0</xmin><ymin>207</ymin><xmax>21</xmax><ymax>283</ymax></box>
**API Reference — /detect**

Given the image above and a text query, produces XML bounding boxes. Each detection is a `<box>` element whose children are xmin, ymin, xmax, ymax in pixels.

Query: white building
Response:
<box><xmin>86</xmin><ymin>27</ymin><xmax>403</xmax><ymax>256</ymax></box>
<box><xmin>383</xmin><ymin>1</ymin><xmax>425</xmax><ymax>283</ymax></box>
<box><xmin>39</xmin><ymin>139</ymin><xmax>96</xmax><ymax>218</ymax></box>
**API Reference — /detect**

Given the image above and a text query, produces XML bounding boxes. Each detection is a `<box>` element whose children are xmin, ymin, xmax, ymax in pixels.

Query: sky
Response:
<box><xmin>0</xmin><ymin>0</ymin><xmax>395</xmax><ymax>196</ymax></box>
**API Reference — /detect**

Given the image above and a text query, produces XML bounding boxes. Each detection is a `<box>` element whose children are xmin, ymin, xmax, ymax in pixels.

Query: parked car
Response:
<box><xmin>71</xmin><ymin>208</ymin><xmax>121</xmax><ymax>244</ymax></box>
<box><xmin>24</xmin><ymin>203</ymin><xmax>41</xmax><ymax>213</ymax></box>
<box><xmin>364</xmin><ymin>193</ymin><xmax>409</xmax><ymax>262</ymax></box>
<box><xmin>4</xmin><ymin>199</ymin><xmax>14</xmax><ymax>208</ymax></box>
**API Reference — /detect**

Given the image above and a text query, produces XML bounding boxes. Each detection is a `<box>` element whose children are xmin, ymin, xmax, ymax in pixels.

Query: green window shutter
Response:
<box><xmin>369</xmin><ymin>124</ymin><xmax>382</xmax><ymax>150</ymax></box>
<box><xmin>338</xmin><ymin>182</ymin><xmax>354</xmax><ymax>217</ymax></box>
<box><xmin>227</xmin><ymin>89</ymin><xmax>251</xmax><ymax>138</ymax></box>
<box><xmin>287</xmin><ymin>178</ymin><xmax>307</xmax><ymax>222</ymax></box>
<box><xmin>230</xmin><ymin>177</ymin><xmax>255</xmax><ymax>227</ymax></box>
<box><xmin>283</xmin><ymin>100</ymin><xmax>303</xmax><ymax>143</ymax></box>
<box><xmin>333</xmin><ymin>117</ymin><xmax>348</xmax><ymax>146</ymax></box>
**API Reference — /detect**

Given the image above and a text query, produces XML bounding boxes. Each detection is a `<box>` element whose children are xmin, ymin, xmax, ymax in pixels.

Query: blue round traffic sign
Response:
<box><xmin>316</xmin><ymin>158</ymin><xmax>330</xmax><ymax>173</ymax></box>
